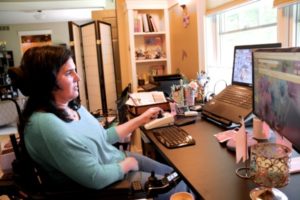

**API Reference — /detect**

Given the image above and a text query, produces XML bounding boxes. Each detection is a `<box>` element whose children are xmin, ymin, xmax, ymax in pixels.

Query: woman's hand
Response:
<box><xmin>139</xmin><ymin>107</ymin><xmax>163</xmax><ymax>125</ymax></box>
<box><xmin>115</xmin><ymin>107</ymin><xmax>163</xmax><ymax>140</ymax></box>
<box><xmin>119</xmin><ymin>157</ymin><xmax>139</xmax><ymax>173</ymax></box>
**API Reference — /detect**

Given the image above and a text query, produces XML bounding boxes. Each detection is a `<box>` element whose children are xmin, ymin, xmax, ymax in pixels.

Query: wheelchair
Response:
<box><xmin>2</xmin><ymin>98</ymin><xmax>180</xmax><ymax>200</ymax></box>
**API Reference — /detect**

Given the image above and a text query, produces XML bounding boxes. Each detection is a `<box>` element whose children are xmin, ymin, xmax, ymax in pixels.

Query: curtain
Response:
<box><xmin>273</xmin><ymin>0</ymin><xmax>299</xmax><ymax>8</ymax></box>
<box><xmin>206</xmin><ymin>0</ymin><xmax>300</xmax><ymax>16</ymax></box>
<box><xmin>206</xmin><ymin>0</ymin><xmax>251</xmax><ymax>16</ymax></box>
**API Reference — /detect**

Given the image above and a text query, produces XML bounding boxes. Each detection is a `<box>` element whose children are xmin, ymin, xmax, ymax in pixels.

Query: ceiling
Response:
<box><xmin>0</xmin><ymin>0</ymin><xmax>114</xmax><ymax>25</ymax></box>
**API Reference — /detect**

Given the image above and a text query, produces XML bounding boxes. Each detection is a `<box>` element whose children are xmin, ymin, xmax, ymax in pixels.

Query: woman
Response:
<box><xmin>10</xmin><ymin>45</ymin><xmax>189</xmax><ymax>199</ymax></box>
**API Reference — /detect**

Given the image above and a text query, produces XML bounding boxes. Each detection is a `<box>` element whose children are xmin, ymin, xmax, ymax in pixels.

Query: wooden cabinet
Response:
<box><xmin>124</xmin><ymin>0</ymin><xmax>171</xmax><ymax>92</ymax></box>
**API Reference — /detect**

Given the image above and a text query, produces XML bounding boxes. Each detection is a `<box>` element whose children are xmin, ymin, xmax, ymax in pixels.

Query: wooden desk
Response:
<box><xmin>142</xmin><ymin>118</ymin><xmax>300</xmax><ymax>200</ymax></box>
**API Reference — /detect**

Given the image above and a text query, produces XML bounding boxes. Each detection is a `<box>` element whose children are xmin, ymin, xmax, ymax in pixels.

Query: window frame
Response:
<box><xmin>197</xmin><ymin>1</ymin><xmax>300</xmax><ymax>93</ymax></box>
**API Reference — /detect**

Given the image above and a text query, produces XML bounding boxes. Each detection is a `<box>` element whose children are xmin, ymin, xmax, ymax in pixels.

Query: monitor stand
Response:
<box><xmin>202</xmin><ymin>113</ymin><xmax>253</xmax><ymax>130</ymax></box>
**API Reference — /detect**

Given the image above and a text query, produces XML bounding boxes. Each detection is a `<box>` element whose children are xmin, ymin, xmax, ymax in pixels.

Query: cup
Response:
<box><xmin>170</xmin><ymin>192</ymin><xmax>194</xmax><ymax>200</ymax></box>
<box><xmin>252</xmin><ymin>117</ymin><xmax>270</xmax><ymax>140</ymax></box>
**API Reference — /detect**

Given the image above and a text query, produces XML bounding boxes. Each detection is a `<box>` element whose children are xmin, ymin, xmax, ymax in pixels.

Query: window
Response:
<box><xmin>295</xmin><ymin>3</ymin><xmax>300</xmax><ymax>46</ymax></box>
<box><xmin>205</xmin><ymin>0</ymin><xmax>277</xmax><ymax>93</ymax></box>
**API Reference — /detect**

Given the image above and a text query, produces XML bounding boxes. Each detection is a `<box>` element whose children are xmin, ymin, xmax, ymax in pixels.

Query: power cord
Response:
<box><xmin>204</xmin><ymin>79</ymin><xmax>228</xmax><ymax>103</ymax></box>
<box><xmin>205</xmin><ymin>91</ymin><xmax>215</xmax><ymax>103</ymax></box>
<box><xmin>213</xmin><ymin>79</ymin><xmax>228</xmax><ymax>95</ymax></box>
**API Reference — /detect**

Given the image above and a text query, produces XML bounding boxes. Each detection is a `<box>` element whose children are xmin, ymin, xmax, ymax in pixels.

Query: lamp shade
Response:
<box><xmin>249</xmin><ymin>143</ymin><xmax>291</xmax><ymax>200</ymax></box>
<box><xmin>250</xmin><ymin>143</ymin><xmax>291</xmax><ymax>188</ymax></box>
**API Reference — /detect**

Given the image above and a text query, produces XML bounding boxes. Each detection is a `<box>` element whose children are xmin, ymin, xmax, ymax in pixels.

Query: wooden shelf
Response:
<box><xmin>134</xmin><ymin>31</ymin><xmax>166</xmax><ymax>36</ymax></box>
<box><xmin>135</xmin><ymin>58</ymin><xmax>167</xmax><ymax>63</ymax></box>
<box><xmin>125</xmin><ymin>0</ymin><xmax>170</xmax><ymax>92</ymax></box>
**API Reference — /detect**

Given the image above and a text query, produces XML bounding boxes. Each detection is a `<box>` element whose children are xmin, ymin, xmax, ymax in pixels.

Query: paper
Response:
<box><xmin>214</xmin><ymin>129</ymin><xmax>237</xmax><ymax>143</ymax></box>
<box><xmin>126</xmin><ymin>91</ymin><xmax>166</xmax><ymax>106</ymax></box>
<box><xmin>275</xmin><ymin>134</ymin><xmax>293</xmax><ymax>150</ymax></box>
<box><xmin>235</xmin><ymin>118</ymin><xmax>248</xmax><ymax>163</ymax></box>
<box><xmin>290</xmin><ymin>156</ymin><xmax>300</xmax><ymax>174</ymax></box>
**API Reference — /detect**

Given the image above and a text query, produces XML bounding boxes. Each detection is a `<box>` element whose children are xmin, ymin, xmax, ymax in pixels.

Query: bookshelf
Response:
<box><xmin>0</xmin><ymin>50</ymin><xmax>18</xmax><ymax>99</ymax></box>
<box><xmin>125</xmin><ymin>0</ymin><xmax>171</xmax><ymax>92</ymax></box>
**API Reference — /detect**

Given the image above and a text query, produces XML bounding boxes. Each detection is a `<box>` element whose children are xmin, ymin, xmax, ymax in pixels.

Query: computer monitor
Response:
<box><xmin>253</xmin><ymin>47</ymin><xmax>300</xmax><ymax>153</ymax></box>
<box><xmin>152</xmin><ymin>74</ymin><xmax>182</xmax><ymax>97</ymax></box>
<box><xmin>232</xmin><ymin>43</ymin><xmax>282</xmax><ymax>86</ymax></box>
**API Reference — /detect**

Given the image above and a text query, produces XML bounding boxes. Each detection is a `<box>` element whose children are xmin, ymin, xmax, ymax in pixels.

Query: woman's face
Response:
<box><xmin>52</xmin><ymin>58</ymin><xmax>80</xmax><ymax>105</ymax></box>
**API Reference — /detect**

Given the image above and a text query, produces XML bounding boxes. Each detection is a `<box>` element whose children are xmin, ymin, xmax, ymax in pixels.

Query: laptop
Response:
<box><xmin>202</xmin><ymin>43</ymin><xmax>281</xmax><ymax>127</ymax></box>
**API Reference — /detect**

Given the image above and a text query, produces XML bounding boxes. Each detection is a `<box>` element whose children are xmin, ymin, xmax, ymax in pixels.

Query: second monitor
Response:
<box><xmin>152</xmin><ymin>74</ymin><xmax>182</xmax><ymax>97</ymax></box>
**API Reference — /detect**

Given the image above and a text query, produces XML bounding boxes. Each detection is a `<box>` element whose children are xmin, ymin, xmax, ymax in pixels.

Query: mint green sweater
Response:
<box><xmin>24</xmin><ymin>106</ymin><xmax>125</xmax><ymax>189</ymax></box>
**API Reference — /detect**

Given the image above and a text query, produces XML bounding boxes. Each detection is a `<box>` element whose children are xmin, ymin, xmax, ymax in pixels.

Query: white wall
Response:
<box><xmin>0</xmin><ymin>22</ymin><xmax>70</xmax><ymax>66</ymax></box>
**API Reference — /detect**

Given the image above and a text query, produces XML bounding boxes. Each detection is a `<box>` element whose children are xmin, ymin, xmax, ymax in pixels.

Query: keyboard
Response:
<box><xmin>215</xmin><ymin>87</ymin><xmax>252</xmax><ymax>109</ymax></box>
<box><xmin>152</xmin><ymin>126</ymin><xmax>195</xmax><ymax>149</ymax></box>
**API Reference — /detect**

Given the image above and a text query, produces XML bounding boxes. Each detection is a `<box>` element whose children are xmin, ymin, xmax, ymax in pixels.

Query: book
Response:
<box><xmin>151</xmin><ymin>14</ymin><xmax>161</xmax><ymax>32</ymax></box>
<box><xmin>137</xmin><ymin>14</ymin><xmax>143</xmax><ymax>32</ymax></box>
<box><xmin>133</xmin><ymin>11</ymin><xmax>138</xmax><ymax>32</ymax></box>
<box><xmin>147</xmin><ymin>14</ymin><xmax>154</xmax><ymax>32</ymax></box>
<box><xmin>142</xmin><ymin>13</ymin><xmax>149</xmax><ymax>32</ymax></box>
<box><xmin>149</xmin><ymin>15</ymin><xmax>158</xmax><ymax>32</ymax></box>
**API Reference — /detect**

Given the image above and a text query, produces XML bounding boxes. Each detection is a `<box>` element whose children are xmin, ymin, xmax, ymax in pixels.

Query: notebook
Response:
<box><xmin>202</xmin><ymin>43</ymin><xmax>281</xmax><ymax>127</ymax></box>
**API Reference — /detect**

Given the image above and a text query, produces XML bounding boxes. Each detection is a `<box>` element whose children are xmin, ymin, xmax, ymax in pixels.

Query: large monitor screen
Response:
<box><xmin>253</xmin><ymin>48</ymin><xmax>300</xmax><ymax>153</ymax></box>
<box><xmin>232</xmin><ymin>43</ymin><xmax>282</xmax><ymax>86</ymax></box>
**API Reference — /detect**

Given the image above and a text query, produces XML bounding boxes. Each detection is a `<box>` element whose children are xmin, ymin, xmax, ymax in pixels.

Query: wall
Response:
<box><xmin>0</xmin><ymin>22</ymin><xmax>70</xmax><ymax>66</ymax></box>
<box><xmin>116</xmin><ymin>0</ymin><xmax>131</xmax><ymax>90</ymax></box>
<box><xmin>169</xmin><ymin>0</ymin><xmax>199</xmax><ymax>80</ymax></box>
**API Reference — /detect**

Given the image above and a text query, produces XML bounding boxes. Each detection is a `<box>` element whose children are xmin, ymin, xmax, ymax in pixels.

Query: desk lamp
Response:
<box><xmin>249</xmin><ymin>143</ymin><xmax>291</xmax><ymax>200</ymax></box>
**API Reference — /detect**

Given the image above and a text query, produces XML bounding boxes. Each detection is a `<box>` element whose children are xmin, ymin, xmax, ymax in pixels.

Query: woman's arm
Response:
<box><xmin>115</xmin><ymin>107</ymin><xmax>162</xmax><ymax>140</ymax></box>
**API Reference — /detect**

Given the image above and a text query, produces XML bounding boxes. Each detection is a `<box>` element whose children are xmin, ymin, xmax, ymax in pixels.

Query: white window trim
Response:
<box><xmin>277</xmin><ymin>6</ymin><xmax>296</xmax><ymax>47</ymax></box>
<box><xmin>197</xmin><ymin>0</ymin><xmax>206</xmax><ymax>72</ymax></box>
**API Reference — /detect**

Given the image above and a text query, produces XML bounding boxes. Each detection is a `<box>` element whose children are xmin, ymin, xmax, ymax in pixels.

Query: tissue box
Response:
<box><xmin>0</xmin><ymin>139</ymin><xmax>15</xmax><ymax>174</ymax></box>
<box><xmin>126</xmin><ymin>91</ymin><xmax>170</xmax><ymax>116</ymax></box>
<box><xmin>0</xmin><ymin>150</ymin><xmax>15</xmax><ymax>172</ymax></box>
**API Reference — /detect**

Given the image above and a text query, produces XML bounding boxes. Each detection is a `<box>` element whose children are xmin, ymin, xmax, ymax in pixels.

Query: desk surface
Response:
<box><xmin>143</xmin><ymin>118</ymin><xmax>300</xmax><ymax>200</ymax></box>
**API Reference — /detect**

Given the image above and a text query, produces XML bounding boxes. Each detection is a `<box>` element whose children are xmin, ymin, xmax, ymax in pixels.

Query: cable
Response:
<box><xmin>203</xmin><ymin>79</ymin><xmax>228</xmax><ymax>103</ymax></box>
<box><xmin>213</xmin><ymin>79</ymin><xmax>228</xmax><ymax>95</ymax></box>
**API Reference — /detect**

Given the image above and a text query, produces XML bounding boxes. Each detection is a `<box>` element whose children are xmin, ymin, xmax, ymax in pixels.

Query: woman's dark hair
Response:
<box><xmin>8</xmin><ymin>45</ymin><xmax>80</xmax><ymax>134</ymax></box>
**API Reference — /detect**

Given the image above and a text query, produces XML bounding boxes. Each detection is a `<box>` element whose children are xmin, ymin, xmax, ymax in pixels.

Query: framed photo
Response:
<box><xmin>18</xmin><ymin>30</ymin><xmax>52</xmax><ymax>54</ymax></box>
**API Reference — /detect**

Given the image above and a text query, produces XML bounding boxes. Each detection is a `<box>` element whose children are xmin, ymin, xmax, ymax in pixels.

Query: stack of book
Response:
<box><xmin>134</xmin><ymin>11</ymin><xmax>160</xmax><ymax>33</ymax></box>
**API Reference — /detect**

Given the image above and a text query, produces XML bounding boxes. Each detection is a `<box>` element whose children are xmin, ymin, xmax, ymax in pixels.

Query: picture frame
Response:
<box><xmin>18</xmin><ymin>30</ymin><xmax>52</xmax><ymax>54</ymax></box>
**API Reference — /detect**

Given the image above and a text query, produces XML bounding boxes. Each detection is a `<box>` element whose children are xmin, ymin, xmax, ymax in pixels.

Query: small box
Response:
<box><xmin>0</xmin><ymin>138</ymin><xmax>15</xmax><ymax>175</ymax></box>
<box><xmin>127</xmin><ymin>102</ymin><xmax>170</xmax><ymax>117</ymax></box>
<box><xmin>0</xmin><ymin>149</ymin><xmax>15</xmax><ymax>177</ymax></box>
<box><xmin>0</xmin><ymin>151</ymin><xmax>14</xmax><ymax>170</ymax></box>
